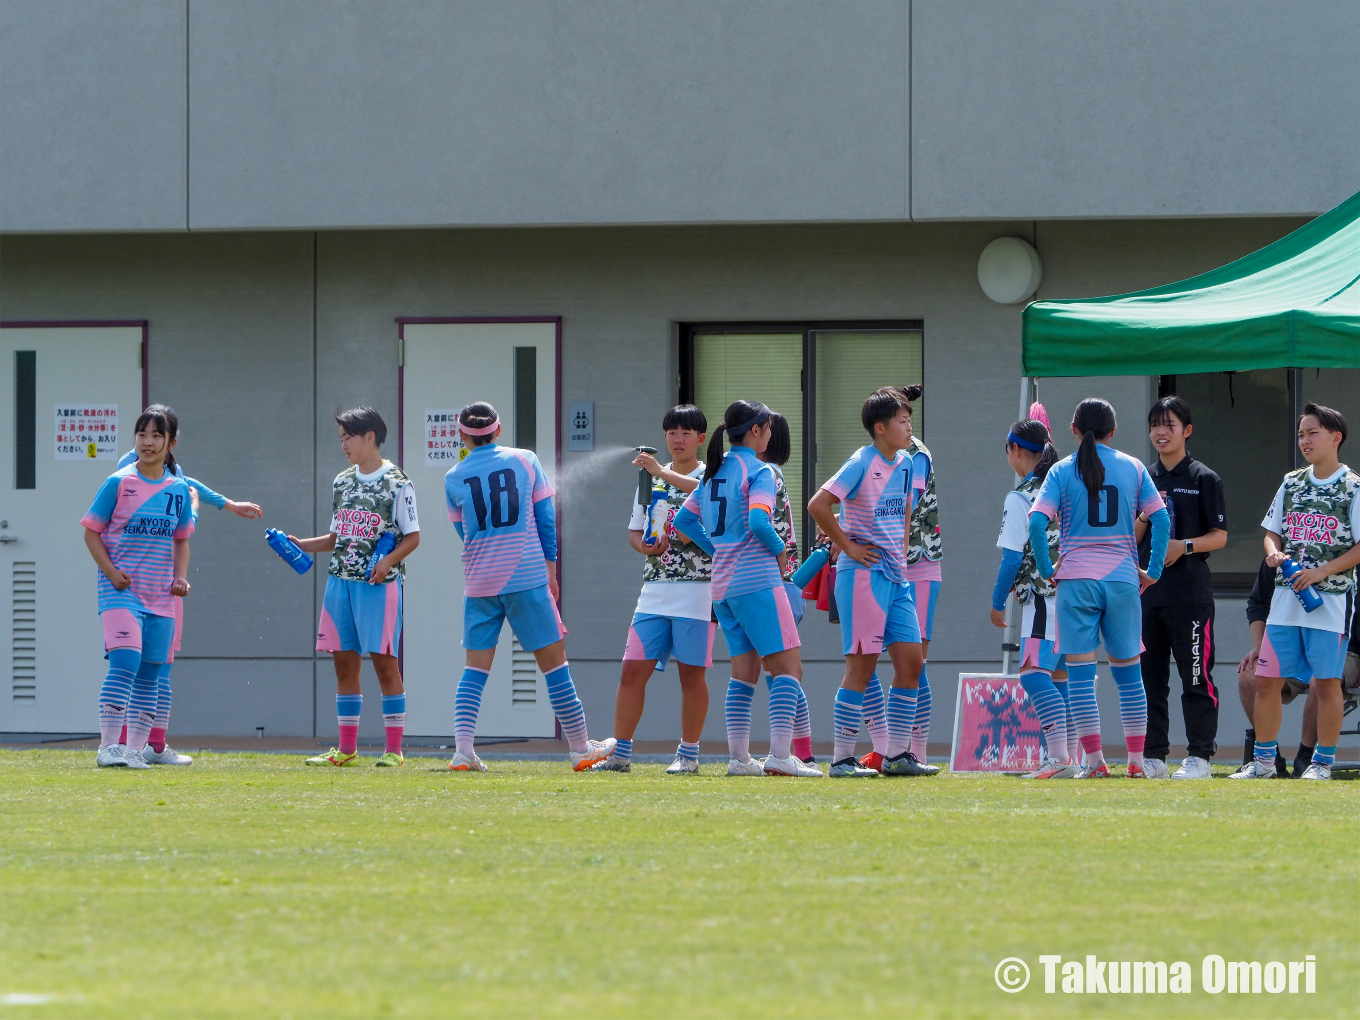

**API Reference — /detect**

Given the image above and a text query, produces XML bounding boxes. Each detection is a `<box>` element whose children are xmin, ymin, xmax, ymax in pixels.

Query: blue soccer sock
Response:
<box><xmin>613</xmin><ymin>738</ymin><xmax>634</xmax><ymax>763</ymax></box>
<box><xmin>832</xmin><ymin>686</ymin><xmax>865</xmax><ymax>763</ymax></box>
<box><xmin>861</xmin><ymin>671</ymin><xmax>887</xmax><ymax>754</ymax></box>
<box><xmin>767</xmin><ymin>675</ymin><xmax>799</xmax><ymax>760</ymax></box>
<box><xmin>1067</xmin><ymin>661</ymin><xmax>1103</xmax><ymax>765</ymax></box>
<box><xmin>910</xmin><ymin>665</ymin><xmax>932</xmax><ymax>761</ymax></box>
<box><xmin>544</xmin><ymin>663</ymin><xmax>589</xmax><ymax>753</ymax></box>
<box><xmin>676</xmin><ymin>739</ymin><xmax>699</xmax><ymax>762</ymax></box>
<box><xmin>1311</xmin><ymin>744</ymin><xmax>1335</xmax><ymax>768</ymax></box>
<box><xmin>1109</xmin><ymin>662</ymin><xmax>1148</xmax><ymax>766</ymax></box>
<box><xmin>1254</xmin><ymin>738</ymin><xmax>1279</xmax><ymax>767</ymax></box>
<box><xmin>97</xmin><ymin>648</ymin><xmax>139</xmax><ymax>748</ymax></box>
<box><xmin>1020</xmin><ymin>670</ymin><xmax>1070</xmax><ymax>763</ymax></box>
<box><xmin>125</xmin><ymin>659</ymin><xmax>161</xmax><ymax>752</ymax></box>
<box><xmin>453</xmin><ymin>667</ymin><xmax>489</xmax><ymax>757</ymax></box>
<box><xmin>725</xmin><ymin>678</ymin><xmax>756</xmax><ymax>762</ymax></box>
<box><xmin>885</xmin><ymin>686</ymin><xmax>918</xmax><ymax>758</ymax></box>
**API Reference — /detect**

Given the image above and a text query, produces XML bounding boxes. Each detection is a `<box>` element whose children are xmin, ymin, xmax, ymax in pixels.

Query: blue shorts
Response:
<box><xmin>1258</xmin><ymin>625</ymin><xmax>1349</xmax><ymax>682</ymax></box>
<box><xmin>835</xmin><ymin>567</ymin><xmax>921</xmax><ymax>656</ymax></box>
<box><xmin>714</xmin><ymin>585</ymin><xmax>801</xmax><ymax>658</ymax></box>
<box><xmin>1019</xmin><ymin>595</ymin><xmax>1066</xmax><ymax>674</ymax></box>
<box><xmin>907</xmin><ymin>579</ymin><xmax>940</xmax><ymax>641</ymax></box>
<box><xmin>464</xmin><ymin>584</ymin><xmax>566</xmax><ymax>652</ymax></box>
<box><xmin>101</xmin><ymin>607</ymin><xmax>175</xmax><ymax>664</ymax></box>
<box><xmin>317</xmin><ymin>575</ymin><xmax>402</xmax><ymax>656</ymax></box>
<box><xmin>624</xmin><ymin>613</ymin><xmax>716</xmax><ymax>669</ymax></box>
<box><xmin>1054</xmin><ymin>577</ymin><xmax>1142</xmax><ymax>660</ymax></box>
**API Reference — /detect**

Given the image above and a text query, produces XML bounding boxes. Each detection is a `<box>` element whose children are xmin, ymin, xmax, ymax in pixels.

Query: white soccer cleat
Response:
<box><xmin>1142</xmin><ymin>758</ymin><xmax>1171</xmax><ymax>779</ymax></box>
<box><xmin>665</xmin><ymin>756</ymin><xmax>698</xmax><ymax>775</ymax></box>
<box><xmin>590</xmin><ymin>755</ymin><xmax>631</xmax><ymax>772</ymax></box>
<box><xmin>122</xmin><ymin>747</ymin><xmax>152</xmax><ymax>770</ymax></box>
<box><xmin>763</xmin><ymin>753</ymin><xmax>825</xmax><ymax>777</ymax></box>
<box><xmin>447</xmin><ymin>751</ymin><xmax>488</xmax><ymax>772</ymax></box>
<box><xmin>570</xmin><ymin>738</ymin><xmax>617</xmax><ymax>771</ymax></box>
<box><xmin>1228</xmin><ymin>759</ymin><xmax>1275</xmax><ymax>779</ymax></box>
<box><xmin>1171</xmin><ymin>756</ymin><xmax>1211</xmax><ymax>780</ymax></box>
<box><xmin>1021</xmin><ymin>757</ymin><xmax>1079</xmax><ymax>779</ymax></box>
<box><xmin>96</xmin><ymin>745</ymin><xmax>127</xmax><ymax>768</ymax></box>
<box><xmin>143</xmin><ymin>745</ymin><xmax>193</xmax><ymax>766</ymax></box>
<box><xmin>726</xmin><ymin>757</ymin><xmax>765</xmax><ymax>776</ymax></box>
<box><xmin>1299</xmin><ymin>762</ymin><xmax>1332</xmax><ymax>781</ymax></box>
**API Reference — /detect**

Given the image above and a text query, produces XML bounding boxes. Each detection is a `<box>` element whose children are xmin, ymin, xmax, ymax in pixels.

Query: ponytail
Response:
<box><xmin>704</xmin><ymin>400</ymin><xmax>769</xmax><ymax>482</ymax></box>
<box><xmin>703</xmin><ymin>424</ymin><xmax>728</xmax><ymax>482</ymax></box>
<box><xmin>135</xmin><ymin>403</ymin><xmax>180</xmax><ymax>476</ymax></box>
<box><xmin>1071</xmin><ymin>397</ymin><xmax>1116</xmax><ymax>499</ymax></box>
<box><xmin>1007</xmin><ymin>410</ymin><xmax>1058</xmax><ymax>481</ymax></box>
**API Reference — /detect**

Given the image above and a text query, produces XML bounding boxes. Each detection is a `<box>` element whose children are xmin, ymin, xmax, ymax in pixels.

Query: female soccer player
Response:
<box><xmin>593</xmin><ymin>405</ymin><xmax>713</xmax><ymax>775</ymax></box>
<box><xmin>1233</xmin><ymin>403</ymin><xmax>1360</xmax><ymax>781</ymax></box>
<box><xmin>83</xmin><ymin>406</ymin><xmax>195</xmax><ymax>769</ymax></box>
<box><xmin>903</xmin><ymin>395</ymin><xmax>942</xmax><ymax>769</ymax></box>
<box><xmin>809</xmin><ymin>387</ymin><xmax>929</xmax><ymax>778</ymax></box>
<box><xmin>991</xmin><ymin>404</ymin><xmax>1076</xmax><ymax>778</ymax></box>
<box><xmin>113</xmin><ymin>418</ymin><xmax>262</xmax><ymax>765</ymax></box>
<box><xmin>445</xmin><ymin>401</ymin><xmax>614</xmax><ymax>772</ymax></box>
<box><xmin>292</xmin><ymin>407</ymin><xmax>420</xmax><ymax>767</ymax></box>
<box><xmin>1029</xmin><ymin>398</ymin><xmax>1169</xmax><ymax>778</ymax></box>
<box><xmin>673</xmin><ymin>400</ymin><xmax>821</xmax><ymax>777</ymax></box>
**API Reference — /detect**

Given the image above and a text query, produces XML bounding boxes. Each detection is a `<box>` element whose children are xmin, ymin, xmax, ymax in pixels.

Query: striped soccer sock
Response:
<box><xmin>454</xmin><ymin>666</ymin><xmax>490</xmax><ymax>757</ymax></box>
<box><xmin>832</xmin><ymin>686</ymin><xmax>864</xmax><ymax>763</ymax></box>
<box><xmin>885</xmin><ymin>686</ymin><xmax>918</xmax><ymax>758</ymax></box>
<box><xmin>1020</xmin><ymin>671</ymin><xmax>1069</xmax><ymax>762</ymax></box>
<box><xmin>767</xmin><ymin>675</ymin><xmax>799</xmax><ymax>760</ymax></box>
<box><xmin>1109</xmin><ymin>662</ymin><xmax>1147</xmax><ymax>767</ymax></box>
<box><xmin>382</xmin><ymin>693</ymin><xmax>406</xmax><ymax>755</ymax></box>
<box><xmin>544</xmin><ymin>663</ymin><xmax>589</xmax><ymax>753</ymax></box>
<box><xmin>613</xmin><ymin>739</ymin><xmax>633</xmax><ymax>763</ymax></box>
<box><xmin>148</xmin><ymin>661</ymin><xmax>173</xmax><ymax>753</ymax></box>
<box><xmin>125</xmin><ymin>660</ymin><xmax>161</xmax><ymax>753</ymax></box>
<box><xmin>1312</xmin><ymin>745</ymin><xmax>1336</xmax><ymax>768</ymax></box>
<box><xmin>910</xmin><ymin>664</ymin><xmax>932</xmax><ymax>762</ymax></box>
<box><xmin>98</xmin><ymin>649</ymin><xmax>139</xmax><ymax>749</ymax></box>
<box><xmin>791</xmin><ymin>682</ymin><xmax>813</xmax><ymax>760</ymax></box>
<box><xmin>725</xmin><ymin>678</ymin><xmax>756</xmax><ymax>762</ymax></box>
<box><xmin>1254</xmin><ymin>739</ymin><xmax>1278</xmax><ymax>767</ymax></box>
<box><xmin>336</xmin><ymin>694</ymin><xmax>362</xmax><ymax>755</ymax></box>
<box><xmin>861</xmin><ymin>672</ymin><xmax>887</xmax><ymax>754</ymax></box>
<box><xmin>1052</xmin><ymin>679</ymin><xmax>1072</xmax><ymax>760</ymax></box>
<box><xmin>1067</xmin><ymin>661</ymin><xmax>1104</xmax><ymax>766</ymax></box>
<box><xmin>676</xmin><ymin>740</ymin><xmax>699</xmax><ymax>762</ymax></box>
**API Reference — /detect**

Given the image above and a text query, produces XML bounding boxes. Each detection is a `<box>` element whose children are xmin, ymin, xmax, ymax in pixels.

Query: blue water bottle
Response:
<box><xmin>1279</xmin><ymin>558</ymin><xmax>1324</xmax><ymax>613</ymax></box>
<box><xmin>367</xmin><ymin>531</ymin><xmax>398</xmax><ymax>580</ymax></box>
<box><xmin>790</xmin><ymin>546</ymin><xmax>830</xmax><ymax>589</ymax></box>
<box><xmin>265</xmin><ymin>528</ymin><xmax>313</xmax><ymax>574</ymax></box>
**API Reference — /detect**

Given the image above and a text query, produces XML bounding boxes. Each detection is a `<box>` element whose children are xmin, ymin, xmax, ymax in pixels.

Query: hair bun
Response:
<box><xmin>1028</xmin><ymin>401</ymin><xmax>1050</xmax><ymax>431</ymax></box>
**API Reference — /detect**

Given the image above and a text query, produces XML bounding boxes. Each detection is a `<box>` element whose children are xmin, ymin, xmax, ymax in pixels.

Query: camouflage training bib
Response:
<box><xmin>640</xmin><ymin>467</ymin><xmax>712</xmax><ymax>584</ymax></box>
<box><xmin>906</xmin><ymin>437</ymin><xmax>943</xmax><ymax>565</ymax></box>
<box><xmin>1013</xmin><ymin>472</ymin><xmax>1059</xmax><ymax>605</ymax></box>
<box><xmin>1273</xmin><ymin>466</ymin><xmax>1360</xmax><ymax>596</ymax></box>
<box><xmin>329</xmin><ymin>462</ymin><xmax>412</xmax><ymax>583</ymax></box>
<box><xmin>772</xmin><ymin>468</ymin><xmax>800</xmax><ymax>581</ymax></box>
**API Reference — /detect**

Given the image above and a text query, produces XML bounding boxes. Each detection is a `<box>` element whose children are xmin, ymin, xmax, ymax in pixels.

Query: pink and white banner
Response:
<box><xmin>949</xmin><ymin>673</ymin><xmax>1047</xmax><ymax>773</ymax></box>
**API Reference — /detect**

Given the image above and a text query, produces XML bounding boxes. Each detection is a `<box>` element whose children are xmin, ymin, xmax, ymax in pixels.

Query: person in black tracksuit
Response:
<box><xmin>1135</xmin><ymin>397</ymin><xmax>1228</xmax><ymax>777</ymax></box>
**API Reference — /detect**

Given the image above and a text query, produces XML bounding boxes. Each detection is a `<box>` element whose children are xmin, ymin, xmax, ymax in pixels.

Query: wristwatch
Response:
<box><xmin>1184</xmin><ymin>539</ymin><xmax>1195</xmax><ymax>554</ymax></box>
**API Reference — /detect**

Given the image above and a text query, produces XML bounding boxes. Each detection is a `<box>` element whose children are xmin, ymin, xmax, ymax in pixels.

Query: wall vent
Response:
<box><xmin>12</xmin><ymin>561</ymin><xmax>36</xmax><ymax>700</ymax></box>
<box><xmin>510</xmin><ymin>637</ymin><xmax>537</xmax><ymax>707</ymax></box>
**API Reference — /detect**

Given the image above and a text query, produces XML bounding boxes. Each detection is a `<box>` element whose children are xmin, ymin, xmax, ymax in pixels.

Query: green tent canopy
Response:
<box><xmin>1022</xmin><ymin>189</ymin><xmax>1360</xmax><ymax>377</ymax></box>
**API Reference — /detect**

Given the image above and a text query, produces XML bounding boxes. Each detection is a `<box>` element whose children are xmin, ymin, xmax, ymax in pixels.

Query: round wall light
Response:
<box><xmin>978</xmin><ymin>237</ymin><xmax>1042</xmax><ymax>304</ymax></box>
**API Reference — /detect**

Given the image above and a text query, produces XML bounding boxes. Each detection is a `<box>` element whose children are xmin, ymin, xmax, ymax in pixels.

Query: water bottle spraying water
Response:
<box><xmin>265</xmin><ymin>528</ymin><xmax>313</xmax><ymax>574</ymax></box>
<box><xmin>1279</xmin><ymin>558</ymin><xmax>1324</xmax><ymax>613</ymax></box>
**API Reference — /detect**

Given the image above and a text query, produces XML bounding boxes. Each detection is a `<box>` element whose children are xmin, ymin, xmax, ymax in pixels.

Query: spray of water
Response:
<box><xmin>555</xmin><ymin>444</ymin><xmax>640</xmax><ymax>514</ymax></box>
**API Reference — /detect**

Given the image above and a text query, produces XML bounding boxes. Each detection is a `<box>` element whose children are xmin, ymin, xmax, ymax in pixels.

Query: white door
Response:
<box><xmin>0</xmin><ymin>326</ymin><xmax>143</xmax><ymax>734</ymax></box>
<box><xmin>400</xmin><ymin>321</ymin><xmax>558</xmax><ymax>738</ymax></box>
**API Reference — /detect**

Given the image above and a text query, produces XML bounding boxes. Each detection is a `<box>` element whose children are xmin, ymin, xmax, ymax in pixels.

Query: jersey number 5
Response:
<box><xmin>466</xmin><ymin>470</ymin><xmax>521</xmax><ymax>530</ymax></box>
<box><xmin>1086</xmin><ymin>485</ymin><xmax>1120</xmax><ymax>528</ymax></box>
<box><xmin>709</xmin><ymin>477</ymin><xmax>728</xmax><ymax>537</ymax></box>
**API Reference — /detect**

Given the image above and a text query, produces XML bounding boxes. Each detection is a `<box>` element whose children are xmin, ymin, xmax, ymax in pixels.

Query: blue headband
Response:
<box><xmin>1007</xmin><ymin>431</ymin><xmax>1045</xmax><ymax>452</ymax></box>
<box><xmin>726</xmin><ymin>407</ymin><xmax>770</xmax><ymax>438</ymax></box>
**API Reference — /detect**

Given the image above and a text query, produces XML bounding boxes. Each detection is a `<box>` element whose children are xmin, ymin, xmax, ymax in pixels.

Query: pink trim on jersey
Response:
<box><xmin>316</xmin><ymin>606</ymin><xmax>341</xmax><ymax>653</ymax></box>
<box><xmin>905</xmin><ymin>559</ymin><xmax>942</xmax><ymax>582</ymax></box>
<box><xmin>101</xmin><ymin>608</ymin><xmax>142</xmax><ymax>652</ymax></box>
<box><xmin>1020</xmin><ymin>636</ymin><xmax>1045</xmax><ymax>671</ymax></box>
<box><xmin>848</xmin><ymin>570</ymin><xmax>887</xmax><ymax>654</ymax></box>
<box><xmin>773</xmin><ymin>584</ymin><xmax>802</xmax><ymax>651</ymax></box>
<box><xmin>380</xmin><ymin>581</ymin><xmax>401</xmax><ymax>656</ymax></box>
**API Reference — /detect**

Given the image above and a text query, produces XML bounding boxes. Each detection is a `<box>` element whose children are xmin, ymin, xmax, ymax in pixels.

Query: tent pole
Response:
<box><xmin>1291</xmin><ymin>369</ymin><xmax>1304</xmax><ymax>469</ymax></box>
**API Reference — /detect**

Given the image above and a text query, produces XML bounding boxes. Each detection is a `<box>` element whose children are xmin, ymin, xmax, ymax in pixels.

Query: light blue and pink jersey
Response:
<box><xmin>445</xmin><ymin>444</ymin><xmax>557</xmax><ymax>597</ymax></box>
<box><xmin>680</xmin><ymin>447</ymin><xmax>782</xmax><ymax>601</ymax></box>
<box><xmin>821</xmin><ymin>445</ymin><xmax>914</xmax><ymax>583</ymax></box>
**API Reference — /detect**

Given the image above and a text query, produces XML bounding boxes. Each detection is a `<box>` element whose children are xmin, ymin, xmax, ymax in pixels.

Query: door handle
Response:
<box><xmin>0</xmin><ymin>535</ymin><xmax>18</xmax><ymax>544</ymax></box>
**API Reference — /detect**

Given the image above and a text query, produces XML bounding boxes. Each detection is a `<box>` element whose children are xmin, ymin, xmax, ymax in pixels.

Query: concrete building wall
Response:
<box><xmin>4</xmin><ymin>0</ymin><xmax>1356</xmax><ymax>232</ymax></box>
<box><xmin>0</xmin><ymin>216</ymin><xmax>1309</xmax><ymax>748</ymax></box>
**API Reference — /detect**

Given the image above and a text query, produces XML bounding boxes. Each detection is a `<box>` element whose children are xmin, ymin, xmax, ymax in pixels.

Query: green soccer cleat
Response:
<box><xmin>306</xmin><ymin>747</ymin><xmax>359</xmax><ymax>767</ymax></box>
<box><xmin>374</xmin><ymin>751</ymin><xmax>404</xmax><ymax>767</ymax></box>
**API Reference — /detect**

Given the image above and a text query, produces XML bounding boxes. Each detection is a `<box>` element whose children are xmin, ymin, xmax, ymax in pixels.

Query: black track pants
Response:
<box><xmin>1140</xmin><ymin>602</ymin><xmax>1219</xmax><ymax>761</ymax></box>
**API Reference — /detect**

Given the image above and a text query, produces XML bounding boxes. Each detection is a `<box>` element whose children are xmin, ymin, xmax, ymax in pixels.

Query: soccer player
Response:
<box><xmin>1029</xmin><ymin>397</ymin><xmax>1169</xmax><ymax>779</ymax></box>
<box><xmin>445</xmin><ymin>401</ymin><xmax>614</xmax><ymax>772</ymax></box>
<box><xmin>808</xmin><ymin>386</ymin><xmax>931</xmax><ymax>778</ymax></box>
<box><xmin>672</xmin><ymin>400</ymin><xmax>821</xmax><ymax>777</ymax></box>
<box><xmin>592</xmin><ymin>405</ymin><xmax>713</xmax><ymax>774</ymax></box>
<box><xmin>1233</xmin><ymin>403</ymin><xmax>1360</xmax><ymax>781</ymax></box>
<box><xmin>83</xmin><ymin>406</ymin><xmax>195</xmax><ymax>769</ymax></box>
<box><xmin>1236</xmin><ymin>556</ymin><xmax>1308</xmax><ymax>776</ymax></box>
<box><xmin>292</xmin><ymin>407</ymin><xmax>419</xmax><ymax>767</ymax></box>
<box><xmin>113</xmin><ymin>425</ymin><xmax>263</xmax><ymax>765</ymax></box>
<box><xmin>903</xmin><ymin>401</ymin><xmax>942</xmax><ymax>770</ymax></box>
<box><xmin>1133</xmin><ymin>396</ymin><xmax>1228</xmax><ymax>780</ymax></box>
<box><xmin>992</xmin><ymin>405</ymin><xmax>1076</xmax><ymax>778</ymax></box>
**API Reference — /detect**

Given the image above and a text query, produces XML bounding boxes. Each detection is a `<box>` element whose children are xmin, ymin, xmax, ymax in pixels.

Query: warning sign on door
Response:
<box><xmin>55</xmin><ymin>404</ymin><xmax>118</xmax><ymax>460</ymax></box>
<box><xmin>424</xmin><ymin>409</ymin><xmax>466</xmax><ymax>466</ymax></box>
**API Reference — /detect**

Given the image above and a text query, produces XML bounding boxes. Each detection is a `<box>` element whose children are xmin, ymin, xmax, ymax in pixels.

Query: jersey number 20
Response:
<box><xmin>466</xmin><ymin>470</ymin><xmax>520</xmax><ymax>529</ymax></box>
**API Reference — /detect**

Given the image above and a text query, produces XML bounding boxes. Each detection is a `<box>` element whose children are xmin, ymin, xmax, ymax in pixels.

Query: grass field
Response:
<box><xmin>0</xmin><ymin>750</ymin><xmax>1356</xmax><ymax>1019</ymax></box>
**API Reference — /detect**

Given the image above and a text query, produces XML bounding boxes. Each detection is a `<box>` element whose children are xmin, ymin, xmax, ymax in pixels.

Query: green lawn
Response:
<box><xmin>0</xmin><ymin>751</ymin><xmax>1356</xmax><ymax>1019</ymax></box>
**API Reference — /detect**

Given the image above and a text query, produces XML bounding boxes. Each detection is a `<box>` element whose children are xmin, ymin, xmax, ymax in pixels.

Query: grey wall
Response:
<box><xmin>4</xmin><ymin>0</ymin><xmax>1357</xmax><ymax>232</ymax></box>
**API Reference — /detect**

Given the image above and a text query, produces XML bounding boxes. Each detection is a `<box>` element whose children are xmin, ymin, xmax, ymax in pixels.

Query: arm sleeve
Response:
<box><xmin>991</xmin><ymin>547</ymin><xmax>1025</xmax><ymax>612</ymax></box>
<box><xmin>1145</xmin><ymin>506</ymin><xmax>1170</xmax><ymax>580</ymax></box>
<box><xmin>748</xmin><ymin>506</ymin><xmax>785</xmax><ymax>555</ymax></box>
<box><xmin>395</xmin><ymin>481</ymin><xmax>419</xmax><ymax>534</ymax></box>
<box><xmin>185</xmin><ymin>476</ymin><xmax>229</xmax><ymax>510</ymax></box>
<box><xmin>535</xmin><ymin>494</ymin><xmax>558</xmax><ymax>562</ymax></box>
<box><xmin>672</xmin><ymin>504</ymin><xmax>714</xmax><ymax>557</ymax></box>
<box><xmin>1028</xmin><ymin>512</ymin><xmax>1055</xmax><ymax>579</ymax></box>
